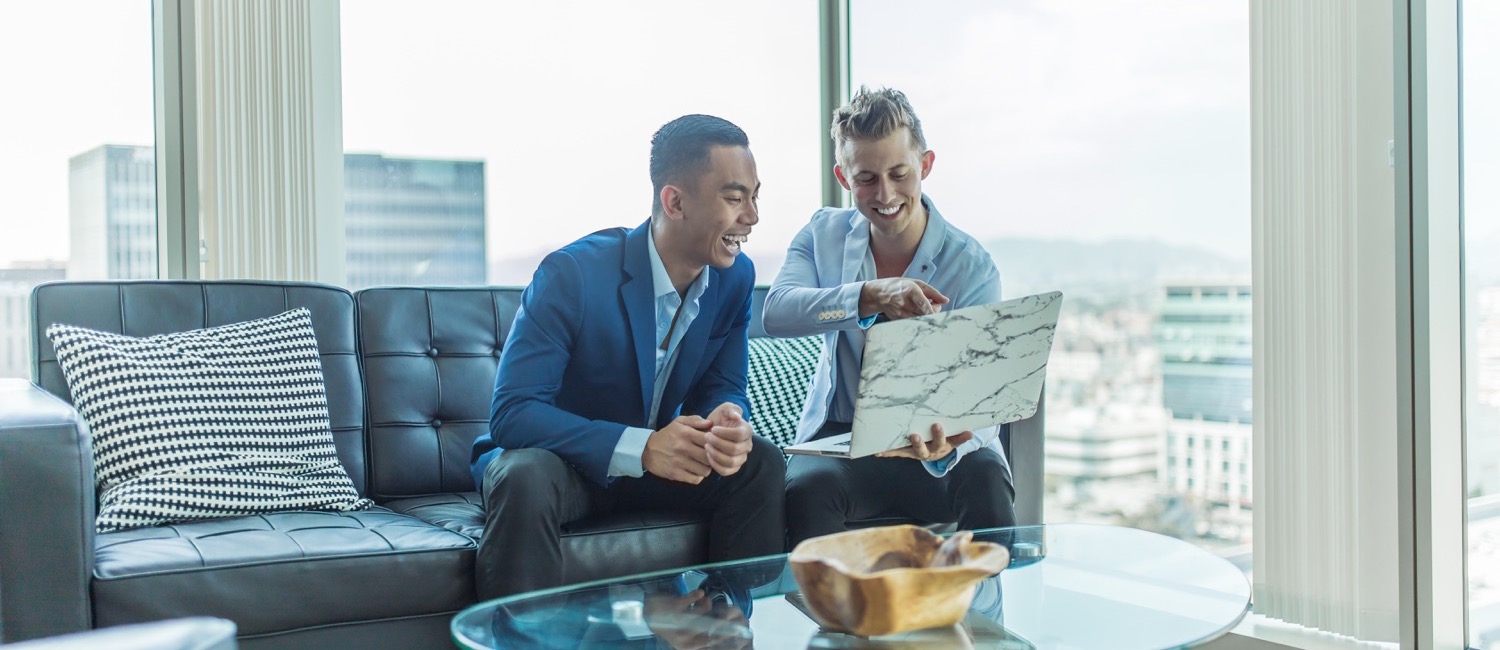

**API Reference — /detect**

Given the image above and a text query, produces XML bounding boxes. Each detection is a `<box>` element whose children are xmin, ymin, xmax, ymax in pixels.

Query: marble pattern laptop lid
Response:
<box><xmin>850</xmin><ymin>291</ymin><xmax>1064</xmax><ymax>458</ymax></box>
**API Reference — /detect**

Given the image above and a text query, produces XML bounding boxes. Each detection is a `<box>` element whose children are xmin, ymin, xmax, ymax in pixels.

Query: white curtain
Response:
<box><xmin>196</xmin><ymin>0</ymin><xmax>344</xmax><ymax>284</ymax></box>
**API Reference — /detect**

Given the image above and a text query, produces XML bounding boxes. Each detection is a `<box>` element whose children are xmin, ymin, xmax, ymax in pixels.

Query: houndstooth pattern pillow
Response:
<box><xmin>46</xmin><ymin>308</ymin><xmax>372</xmax><ymax>533</ymax></box>
<box><xmin>746</xmin><ymin>336</ymin><xmax>823</xmax><ymax>448</ymax></box>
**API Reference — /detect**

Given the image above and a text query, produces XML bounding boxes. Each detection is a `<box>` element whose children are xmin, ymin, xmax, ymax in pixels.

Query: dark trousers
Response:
<box><xmin>785</xmin><ymin>421</ymin><xmax>1016</xmax><ymax>547</ymax></box>
<box><xmin>477</xmin><ymin>436</ymin><xmax>786</xmax><ymax>600</ymax></box>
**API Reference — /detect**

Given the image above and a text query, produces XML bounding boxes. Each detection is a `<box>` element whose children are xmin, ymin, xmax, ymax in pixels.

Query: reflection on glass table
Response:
<box><xmin>452</xmin><ymin>524</ymin><xmax>1251</xmax><ymax>649</ymax></box>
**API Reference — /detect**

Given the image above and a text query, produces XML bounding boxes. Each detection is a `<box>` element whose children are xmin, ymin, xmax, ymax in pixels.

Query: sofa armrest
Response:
<box><xmin>0</xmin><ymin>379</ymin><xmax>94</xmax><ymax>642</ymax></box>
<box><xmin>1009</xmin><ymin>389</ymin><xmax>1045</xmax><ymax>526</ymax></box>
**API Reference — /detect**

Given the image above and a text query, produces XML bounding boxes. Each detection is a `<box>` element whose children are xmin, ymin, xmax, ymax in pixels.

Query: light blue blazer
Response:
<box><xmin>762</xmin><ymin>195</ymin><xmax>1009</xmax><ymax>479</ymax></box>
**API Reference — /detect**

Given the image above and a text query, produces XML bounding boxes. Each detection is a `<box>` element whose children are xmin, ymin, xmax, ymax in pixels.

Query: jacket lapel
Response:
<box><xmin>621</xmin><ymin>222</ymin><xmax>656</xmax><ymax>425</ymax></box>
<box><xmin>840</xmin><ymin>211</ymin><xmax>872</xmax><ymax>363</ymax></box>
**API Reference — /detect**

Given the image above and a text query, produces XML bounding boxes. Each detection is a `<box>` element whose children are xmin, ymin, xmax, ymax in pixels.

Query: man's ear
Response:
<box><xmin>660</xmin><ymin>185</ymin><xmax>685</xmax><ymax>221</ymax></box>
<box><xmin>833</xmin><ymin>165</ymin><xmax>852</xmax><ymax>192</ymax></box>
<box><xmin>919</xmin><ymin>150</ymin><xmax>936</xmax><ymax>180</ymax></box>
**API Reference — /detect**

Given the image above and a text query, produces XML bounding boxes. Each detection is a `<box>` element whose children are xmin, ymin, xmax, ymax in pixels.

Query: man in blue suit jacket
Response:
<box><xmin>471</xmin><ymin>115</ymin><xmax>786</xmax><ymax>599</ymax></box>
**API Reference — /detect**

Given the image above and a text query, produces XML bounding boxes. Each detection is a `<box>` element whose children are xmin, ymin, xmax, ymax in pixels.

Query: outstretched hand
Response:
<box><xmin>876</xmin><ymin>422</ymin><xmax>973</xmax><ymax>461</ymax></box>
<box><xmin>860</xmin><ymin>278</ymin><xmax>950</xmax><ymax>320</ymax></box>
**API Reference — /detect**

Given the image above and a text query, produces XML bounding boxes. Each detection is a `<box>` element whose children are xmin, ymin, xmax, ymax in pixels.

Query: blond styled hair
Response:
<box><xmin>830</xmin><ymin>86</ymin><xmax>928</xmax><ymax>162</ymax></box>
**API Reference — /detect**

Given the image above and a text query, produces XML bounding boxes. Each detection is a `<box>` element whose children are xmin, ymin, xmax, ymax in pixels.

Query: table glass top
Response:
<box><xmin>452</xmin><ymin>524</ymin><xmax>1250</xmax><ymax>650</ymax></box>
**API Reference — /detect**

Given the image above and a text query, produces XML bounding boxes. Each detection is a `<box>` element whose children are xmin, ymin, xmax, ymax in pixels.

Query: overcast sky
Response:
<box><xmin>0</xmin><ymin>1</ymin><xmax>1494</xmax><ymax>277</ymax></box>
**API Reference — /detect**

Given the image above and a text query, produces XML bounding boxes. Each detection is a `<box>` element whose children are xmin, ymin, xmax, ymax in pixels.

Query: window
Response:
<box><xmin>340</xmin><ymin>1</ymin><xmax>822</xmax><ymax>289</ymax></box>
<box><xmin>852</xmin><ymin>0</ymin><xmax>1260</xmax><ymax>564</ymax></box>
<box><xmin>0</xmin><ymin>1</ymin><xmax>156</xmax><ymax>380</ymax></box>
<box><xmin>855</xmin><ymin>3</ymin><xmax>1248</xmax><ymax>565</ymax></box>
<box><xmin>1464</xmin><ymin>1</ymin><xmax>1500</xmax><ymax>645</ymax></box>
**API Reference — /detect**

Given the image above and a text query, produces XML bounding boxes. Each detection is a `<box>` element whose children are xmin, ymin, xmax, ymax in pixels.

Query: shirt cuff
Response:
<box><xmin>609</xmin><ymin>426</ymin><xmax>653</xmax><ymax>478</ymax></box>
<box><xmin>922</xmin><ymin>451</ymin><xmax>959</xmax><ymax>477</ymax></box>
<box><xmin>856</xmin><ymin>313</ymin><xmax>878</xmax><ymax>329</ymax></box>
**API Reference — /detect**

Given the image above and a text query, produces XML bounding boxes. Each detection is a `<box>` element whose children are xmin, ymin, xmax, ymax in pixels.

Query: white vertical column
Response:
<box><xmin>196</xmin><ymin>0</ymin><xmax>344</xmax><ymax>285</ymax></box>
<box><xmin>1250</xmin><ymin>0</ymin><xmax>1398</xmax><ymax>641</ymax></box>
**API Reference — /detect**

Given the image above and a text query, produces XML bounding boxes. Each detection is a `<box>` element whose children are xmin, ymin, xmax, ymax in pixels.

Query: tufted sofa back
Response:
<box><xmin>355</xmin><ymin>287</ymin><xmax>521</xmax><ymax>501</ymax></box>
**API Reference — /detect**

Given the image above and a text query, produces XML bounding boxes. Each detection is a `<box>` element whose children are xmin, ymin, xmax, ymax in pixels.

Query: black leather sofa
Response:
<box><xmin>0</xmin><ymin>280</ymin><xmax>1043</xmax><ymax>649</ymax></box>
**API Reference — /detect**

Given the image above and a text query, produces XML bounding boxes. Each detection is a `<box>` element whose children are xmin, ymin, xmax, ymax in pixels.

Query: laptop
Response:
<box><xmin>784</xmin><ymin>291</ymin><xmax>1063</xmax><ymax>459</ymax></box>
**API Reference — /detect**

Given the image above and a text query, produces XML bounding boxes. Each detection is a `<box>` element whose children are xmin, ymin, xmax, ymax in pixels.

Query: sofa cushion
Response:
<box><xmin>385</xmin><ymin>493</ymin><xmax>709</xmax><ymax>584</ymax></box>
<box><xmin>746</xmin><ymin>335</ymin><xmax>822</xmax><ymax>447</ymax></box>
<box><xmin>46</xmin><ymin>308</ymin><xmax>372</xmax><ymax>533</ymax></box>
<box><xmin>91</xmin><ymin>510</ymin><xmax>475</xmax><ymax>636</ymax></box>
<box><xmin>31</xmin><ymin>281</ymin><xmax>369</xmax><ymax>497</ymax></box>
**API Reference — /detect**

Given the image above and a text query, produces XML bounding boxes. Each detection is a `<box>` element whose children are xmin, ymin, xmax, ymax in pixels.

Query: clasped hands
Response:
<box><xmin>643</xmin><ymin>403</ymin><xmax>752</xmax><ymax>484</ymax></box>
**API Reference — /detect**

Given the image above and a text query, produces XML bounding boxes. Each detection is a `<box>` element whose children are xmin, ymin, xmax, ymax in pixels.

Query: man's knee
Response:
<box><xmin>483</xmin><ymin>448</ymin><xmax>571</xmax><ymax>507</ymax></box>
<box><xmin>742</xmin><ymin>435</ymin><xmax>787</xmax><ymax>481</ymax></box>
<box><xmin>785</xmin><ymin>457</ymin><xmax>846</xmax><ymax>504</ymax></box>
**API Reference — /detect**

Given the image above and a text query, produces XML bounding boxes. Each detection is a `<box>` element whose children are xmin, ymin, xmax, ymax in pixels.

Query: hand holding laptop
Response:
<box><xmin>875</xmin><ymin>423</ymin><xmax>974</xmax><ymax>461</ymax></box>
<box><xmin>785</xmin><ymin>291</ymin><xmax>1064</xmax><ymax>459</ymax></box>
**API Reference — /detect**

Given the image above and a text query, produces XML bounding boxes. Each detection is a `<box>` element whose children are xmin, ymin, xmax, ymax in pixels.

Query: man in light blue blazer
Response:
<box><xmin>763</xmin><ymin>87</ymin><xmax>1014</xmax><ymax>546</ymax></box>
<box><xmin>471</xmin><ymin>115</ymin><xmax>786</xmax><ymax>599</ymax></box>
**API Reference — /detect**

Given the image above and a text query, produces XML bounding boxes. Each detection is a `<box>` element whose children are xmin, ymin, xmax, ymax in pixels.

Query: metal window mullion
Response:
<box><xmin>152</xmin><ymin>0</ymin><xmax>200</xmax><ymax>280</ymax></box>
<box><xmin>818</xmin><ymin>0</ymin><xmax>850</xmax><ymax>209</ymax></box>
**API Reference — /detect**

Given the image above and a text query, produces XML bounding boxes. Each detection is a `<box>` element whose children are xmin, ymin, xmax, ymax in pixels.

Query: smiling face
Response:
<box><xmin>834</xmin><ymin>127</ymin><xmax>934</xmax><ymax>240</ymax></box>
<box><xmin>661</xmin><ymin>144</ymin><xmax>760</xmax><ymax>272</ymax></box>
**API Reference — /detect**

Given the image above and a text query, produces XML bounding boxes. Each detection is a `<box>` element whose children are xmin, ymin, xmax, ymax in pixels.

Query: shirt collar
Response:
<box><xmin>646</xmin><ymin>227</ymin><xmax>711</xmax><ymax>301</ymax></box>
<box><xmin>912</xmin><ymin>194</ymin><xmax>949</xmax><ymax>267</ymax></box>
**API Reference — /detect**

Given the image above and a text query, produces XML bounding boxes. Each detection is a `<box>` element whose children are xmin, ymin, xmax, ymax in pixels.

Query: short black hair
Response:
<box><xmin>649</xmin><ymin>115</ymin><xmax>749</xmax><ymax>216</ymax></box>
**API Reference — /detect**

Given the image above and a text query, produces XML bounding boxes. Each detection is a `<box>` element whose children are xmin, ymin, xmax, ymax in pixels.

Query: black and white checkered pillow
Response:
<box><xmin>746</xmin><ymin>336</ymin><xmax>823</xmax><ymax>448</ymax></box>
<box><xmin>46</xmin><ymin>308</ymin><xmax>372</xmax><ymax>533</ymax></box>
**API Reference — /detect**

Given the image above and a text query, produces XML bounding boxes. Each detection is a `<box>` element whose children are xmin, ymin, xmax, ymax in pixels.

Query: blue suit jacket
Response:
<box><xmin>470</xmin><ymin>221</ymin><xmax>755</xmax><ymax>489</ymax></box>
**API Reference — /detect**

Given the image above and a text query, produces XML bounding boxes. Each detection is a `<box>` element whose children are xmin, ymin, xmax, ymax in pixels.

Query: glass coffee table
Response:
<box><xmin>452</xmin><ymin>524</ymin><xmax>1251</xmax><ymax>649</ymax></box>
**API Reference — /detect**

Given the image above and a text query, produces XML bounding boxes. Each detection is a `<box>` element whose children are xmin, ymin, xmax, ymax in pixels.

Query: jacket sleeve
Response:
<box><xmin>488</xmin><ymin>251</ymin><xmax>627</xmax><ymax>486</ymax></box>
<box><xmin>761</xmin><ymin>218</ymin><xmax>869</xmax><ymax>338</ymax></box>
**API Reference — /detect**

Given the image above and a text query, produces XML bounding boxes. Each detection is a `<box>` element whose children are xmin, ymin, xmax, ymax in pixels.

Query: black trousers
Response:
<box><xmin>477</xmin><ymin>436</ymin><xmax>786</xmax><ymax>600</ymax></box>
<box><xmin>785</xmin><ymin>421</ymin><xmax>1016</xmax><ymax>547</ymax></box>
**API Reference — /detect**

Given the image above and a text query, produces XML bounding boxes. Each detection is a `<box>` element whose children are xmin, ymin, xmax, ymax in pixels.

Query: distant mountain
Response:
<box><xmin>983</xmin><ymin>238</ymin><xmax>1250</xmax><ymax>310</ymax></box>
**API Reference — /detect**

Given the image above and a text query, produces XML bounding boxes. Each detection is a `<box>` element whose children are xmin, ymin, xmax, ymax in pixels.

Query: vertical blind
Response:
<box><xmin>196</xmin><ymin>0</ymin><xmax>344</xmax><ymax>284</ymax></box>
<box><xmin>1250</xmin><ymin>0</ymin><xmax>1400</xmax><ymax>641</ymax></box>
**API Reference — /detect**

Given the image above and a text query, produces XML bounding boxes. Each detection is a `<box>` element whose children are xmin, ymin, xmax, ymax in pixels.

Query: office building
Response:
<box><xmin>68</xmin><ymin>145</ymin><xmax>157</xmax><ymax>280</ymax></box>
<box><xmin>68</xmin><ymin>147</ymin><xmax>486</xmax><ymax>290</ymax></box>
<box><xmin>1157</xmin><ymin>280</ymin><xmax>1254</xmax><ymax>511</ymax></box>
<box><xmin>343</xmin><ymin>154</ymin><xmax>486</xmax><ymax>289</ymax></box>
<box><xmin>0</xmin><ymin>262</ymin><xmax>67</xmax><ymax>380</ymax></box>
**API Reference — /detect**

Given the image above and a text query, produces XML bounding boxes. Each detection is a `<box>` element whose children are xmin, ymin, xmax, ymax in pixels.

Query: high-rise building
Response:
<box><xmin>67</xmin><ymin>146</ymin><xmax>487</xmax><ymax>289</ymax></box>
<box><xmin>1468</xmin><ymin>286</ymin><xmax>1500</xmax><ymax>496</ymax></box>
<box><xmin>0</xmin><ymin>262</ymin><xmax>67</xmax><ymax>380</ymax></box>
<box><xmin>344</xmin><ymin>153</ymin><xmax>486</xmax><ymax>289</ymax></box>
<box><xmin>1156</xmin><ymin>280</ymin><xmax>1253</xmax><ymax>511</ymax></box>
<box><xmin>68</xmin><ymin>145</ymin><xmax>157</xmax><ymax>280</ymax></box>
<box><xmin>1045</xmin><ymin>307</ymin><xmax>1165</xmax><ymax>486</ymax></box>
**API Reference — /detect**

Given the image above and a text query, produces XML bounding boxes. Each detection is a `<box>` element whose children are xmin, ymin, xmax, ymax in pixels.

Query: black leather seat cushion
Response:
<box><xmin>91</xmin><ymin>510</ymin><xmax>474</xmax><ymax>636</ymax></box>
<box><xmin>384</xmin><ymin>494</ymin><xmax>709</xmax><ymax>585</ymax></box>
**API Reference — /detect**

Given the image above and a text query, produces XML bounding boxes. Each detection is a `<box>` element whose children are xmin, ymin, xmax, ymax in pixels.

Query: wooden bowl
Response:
<box><xmin>788</xmin><ymin>525</ymin><xmax>1010</xmax><ymax>637</ymax></box>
